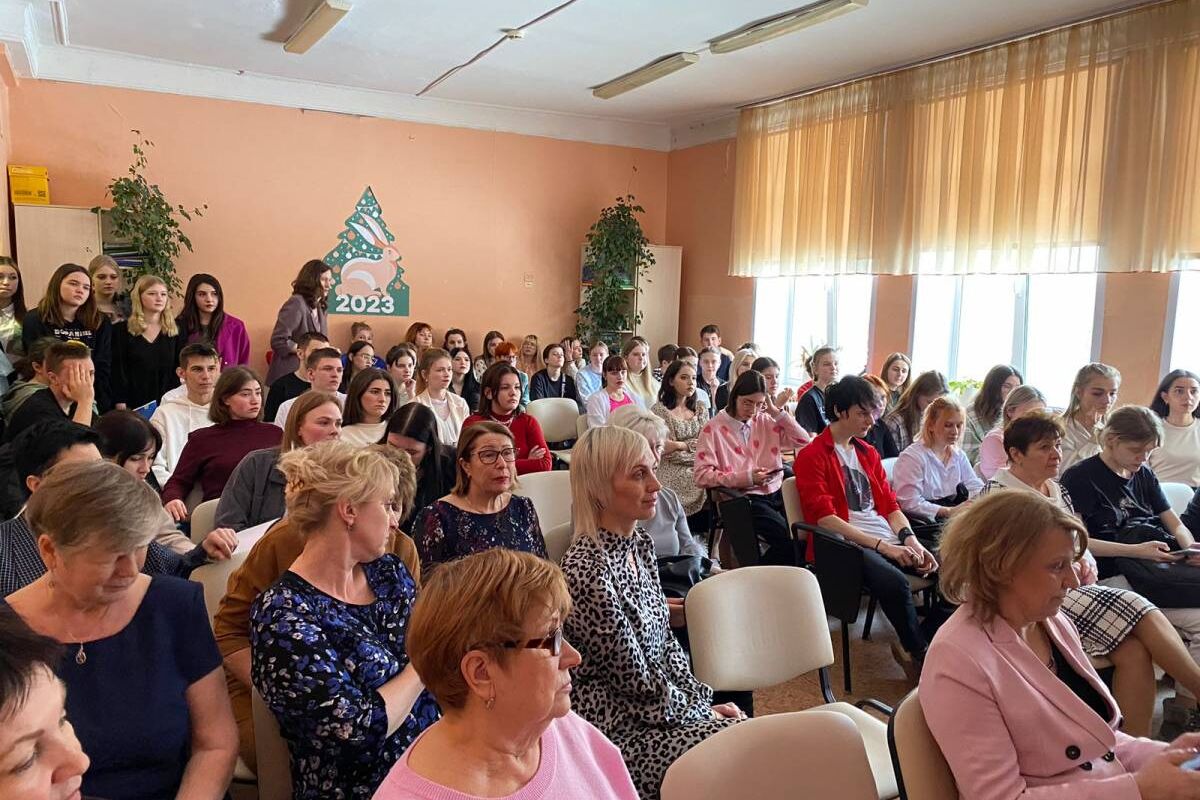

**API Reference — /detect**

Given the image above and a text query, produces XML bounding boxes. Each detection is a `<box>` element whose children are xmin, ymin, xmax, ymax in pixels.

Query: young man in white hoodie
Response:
<box><xmin>150</xmin><ymin>343</ymin><xmax>220</xmax><ymax>486</ymax></box>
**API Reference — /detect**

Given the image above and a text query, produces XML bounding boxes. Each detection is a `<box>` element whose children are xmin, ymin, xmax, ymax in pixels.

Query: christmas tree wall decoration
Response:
<box><xmin>325</xmin><ymin>186</ymin><xmax>410</xmax><ymax>316</ymax></box>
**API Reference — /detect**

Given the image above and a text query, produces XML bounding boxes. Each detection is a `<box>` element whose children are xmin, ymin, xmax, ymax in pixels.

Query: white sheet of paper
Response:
<box><xmin>234</xmin><ymin>517</ymin><xmax>281</xmax><ymax>555</ymax></box>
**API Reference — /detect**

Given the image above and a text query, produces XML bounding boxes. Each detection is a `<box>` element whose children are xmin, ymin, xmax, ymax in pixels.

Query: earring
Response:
<box><xmin>485</xmin><ymin>694</ymin><xmax>496</xmax><ymax>711</ymax></box>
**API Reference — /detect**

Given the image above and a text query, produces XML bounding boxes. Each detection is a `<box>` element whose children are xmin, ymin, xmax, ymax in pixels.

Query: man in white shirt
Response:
<box><xmin>273</xmin><ymin>347</ymin><xmax>345</xmax><ymax>426</ymax></box>
<box><xmin>150</xmin><ymin>343</ymin><xmax>220</xmax><ymax>486</ymax></box>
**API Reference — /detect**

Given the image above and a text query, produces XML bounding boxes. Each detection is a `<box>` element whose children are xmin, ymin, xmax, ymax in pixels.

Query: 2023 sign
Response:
<box><xmin>333</xmin><ymin>293</ymin><xmax>396</xmax><ymax>315</ymax></box>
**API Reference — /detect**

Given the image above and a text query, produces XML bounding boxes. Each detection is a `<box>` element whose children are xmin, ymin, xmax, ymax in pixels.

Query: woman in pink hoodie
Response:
<box><xmin>695</xmin><ymin>369</ymin><xmax>811</xmax><ymax>565</ymax></box>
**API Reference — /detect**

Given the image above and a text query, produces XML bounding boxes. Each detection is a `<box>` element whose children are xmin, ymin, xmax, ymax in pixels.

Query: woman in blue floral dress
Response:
<box><xmin>251</xmin><ymin>441</ymin><xmax>440</xmax><ymax>800</ymax></box>
<box><xmin>411</xmin><ymin>421</ymin><xmax>546</xmax><ymax>573</ymax></box>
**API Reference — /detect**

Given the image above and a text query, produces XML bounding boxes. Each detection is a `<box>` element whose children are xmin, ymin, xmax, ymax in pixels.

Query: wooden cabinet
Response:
<box><xmin>14</xmin><ymin>205</ymin><xmax>102</xmax><ymax>305</ymax></box>
<box><xmin>579</xmin><ymin>243</ymin><xmax>682</xmax><ymax>350</ymax></box>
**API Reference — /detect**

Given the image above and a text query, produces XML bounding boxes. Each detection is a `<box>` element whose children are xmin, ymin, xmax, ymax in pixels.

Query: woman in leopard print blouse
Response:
<box><xmin>561</xmin><ymin>426</ymin><xmax>744</xmax><ymax>799</ymax></box>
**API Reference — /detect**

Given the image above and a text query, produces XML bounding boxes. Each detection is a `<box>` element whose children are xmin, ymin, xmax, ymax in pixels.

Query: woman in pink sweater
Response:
<box><xmin>694</xmin><ymin>370</ymin><xmax>812</xmax><ymax>565</ymax></box>
<box><xmin>373</xmin><ymin>548</ymin><xmax>638</xmax><ymax>800</ymax></box>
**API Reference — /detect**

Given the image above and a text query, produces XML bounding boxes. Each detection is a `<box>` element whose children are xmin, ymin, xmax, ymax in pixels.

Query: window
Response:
<box><xmin>753</xmin><ymin>276</ymin><xmax>874</xmax><ymax>386</ymax></box>
<box><xmin>911</xmin><ymin>272</ymin><xmax>1101</xmax><ymax>408</ymax></box>
<box><xmin>1166</xmin><ymin>269</ymin><xmax>1200</xmax><ymax>372</ymax></box>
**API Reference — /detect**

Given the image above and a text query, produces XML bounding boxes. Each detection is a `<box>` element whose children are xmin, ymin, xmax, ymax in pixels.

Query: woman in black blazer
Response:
<box><xmin>266</xmin><ymin>259</ymin><xmax>330</xmax><ymax>385</ymax></box>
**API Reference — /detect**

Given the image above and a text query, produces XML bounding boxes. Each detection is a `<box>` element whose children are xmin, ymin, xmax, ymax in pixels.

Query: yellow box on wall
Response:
<box><xmin>8</xmin><ymin>165</ymin><xmax>50</xmax><ymax>205</ymax></box>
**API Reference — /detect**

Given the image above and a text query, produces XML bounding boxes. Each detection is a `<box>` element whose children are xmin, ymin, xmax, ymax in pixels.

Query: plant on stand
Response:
<box><xmin>575</xmin><ymin>195</ymin><xmax>655</xmax><ymax>348</ymax></box>
<box><xmin>94</xmin><ymin>130</ymin><xmax>206</xmax><ymax>296</ymax></box>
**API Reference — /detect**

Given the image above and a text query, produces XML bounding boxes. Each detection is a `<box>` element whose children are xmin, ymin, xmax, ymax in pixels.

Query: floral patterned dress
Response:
<box><xmin>651</xmin><ymin>401</ymin><xmax>709</xmax><ymax>516</ymax></box>
<box><xmin>562</xmin><ymin>527</ymin><xmax>739</xmax><ymax>799</ymax></box>
<box><xmin>411</xmin><ymin>495</ymin><xmax>546</xmax><ymax>573</ymax></box>
<box><xmin>250</xmin><ymin>555</ymin><xmax>441</xmax><ymax>800</ymax></box>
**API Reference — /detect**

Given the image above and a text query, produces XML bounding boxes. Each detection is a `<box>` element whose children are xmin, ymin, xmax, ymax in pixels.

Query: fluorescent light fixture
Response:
<box><xmin>709</xmin><ymin>0</ymin><xmax>868</xmax><ymax>54</ymax></box>
<box><xmin>284</xmin><ymin>0</ymin><xmax>352</xmax><ymax>55</ymax></box>
<box><xmin>592</xmin><ymin>52</ymin><xmax>700</xmax><ymax>100</ymax></box>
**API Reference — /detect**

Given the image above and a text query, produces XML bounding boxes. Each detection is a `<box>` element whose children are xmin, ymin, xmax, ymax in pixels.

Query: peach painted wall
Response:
<box><xmin>666</xmin><ymin>138</ymin><xmax>753</xmax><ymax>349</ymax></box>
<box><xmin>6</xmin><ymin>80</ymin><xmax>669</xmax><ymax>375</ymax></box>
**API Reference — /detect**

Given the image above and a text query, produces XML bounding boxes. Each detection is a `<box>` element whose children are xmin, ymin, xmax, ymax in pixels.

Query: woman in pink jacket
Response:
<box><xmin>694</xmin><ymin>369</ymin><xmax>811</xmax><ymax>565</ymax></box>
<box><xmin>921</xmin><ymin>490</ymin><xmax>1200</xmax><ymax>799</ymax></box>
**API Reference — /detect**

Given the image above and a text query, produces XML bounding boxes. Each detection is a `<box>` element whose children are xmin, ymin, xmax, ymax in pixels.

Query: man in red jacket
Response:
<box><xmin>793</xmin><ymin>375</ymin><xmax>937</xmax><ymax>672</ymax></box>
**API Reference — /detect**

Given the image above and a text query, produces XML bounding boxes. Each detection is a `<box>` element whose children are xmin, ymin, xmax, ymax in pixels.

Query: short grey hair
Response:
<box><xmin>608</xmin><ymin>404</ymin><xmax>669</xmax><ymax>446</ymax></box>
<box><xmin>27</xmin><ymin>460</ymin><xmax>161</xmax><ymax>552</ymax></box>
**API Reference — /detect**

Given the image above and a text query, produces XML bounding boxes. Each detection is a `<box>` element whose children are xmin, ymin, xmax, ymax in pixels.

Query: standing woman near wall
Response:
<box><xmin>88</xmin><ymin>255</ymin><xmax>127</xmax><ymax>324</ymax></box>
<box><xmin>113</xmin><ymin>275</ymin><xmax>179</xmax><ymax>411</ymax></box>
<box><xmin>22</xmin><ymin>263</ymin><xmax>114</xmax><ymax>411</ymax></box>
<box><xmin>0</xmin><ymin>256</ymin><xmax>28</xmax><ymax>356</ymax></box>
<box><xmin>267</xmin><ymin>259</ymin><xmax>331</xmax><ymax>386</ymax></box>
<box><xmin>176</xmin><ymin>273</ymin><xmax>251</xmax><ymax>369</ymax></box>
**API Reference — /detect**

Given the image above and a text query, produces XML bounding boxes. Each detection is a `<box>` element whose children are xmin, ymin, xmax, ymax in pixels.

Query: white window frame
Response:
<box><xmin>1162</xmin><ymin>266</ymin><xmax>1200</xmax><ymax>374</ymax></box>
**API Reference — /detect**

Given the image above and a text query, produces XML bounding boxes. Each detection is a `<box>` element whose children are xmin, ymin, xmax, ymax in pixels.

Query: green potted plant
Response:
<box><xmin>94</xmin><ymin>131</ymin><xmax>206</xmax><ymax>296</ymax></box>
<box><xmin>575</xmin><ymin>195</ymin><xmax>655</xmax><ymax>346</ymax></box>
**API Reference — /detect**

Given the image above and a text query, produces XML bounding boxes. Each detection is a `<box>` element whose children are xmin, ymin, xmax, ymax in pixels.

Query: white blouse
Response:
<box><xmin>413</xmin><ymin>390</ymin><xmax>469</xmax><ymax>446</ymax></box>
<box><xmin>1149</xmin><ymin>418</ymin><xmax>1200</xmax><ymax>487</ymax></box>
<box><xmin>339</xmin><ymin>422</ymin><xmax>387</xmax><ymax>447</ymax></box>
<box><xmin>1059</xmin><ymin>416</ymin><xmax>1101</xmax><ymax>474</ymax></box>
<box><xmin>893</xmin><ymin>442</ymin><xmax>983</xmax><ymax>521</ymax></box>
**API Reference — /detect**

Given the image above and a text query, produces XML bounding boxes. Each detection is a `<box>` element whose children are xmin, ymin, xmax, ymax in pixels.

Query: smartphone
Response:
<box><xmin>1181</xmin><ymin>752</ymin><xmax>1200</xmax><ymax>771</ymax></box>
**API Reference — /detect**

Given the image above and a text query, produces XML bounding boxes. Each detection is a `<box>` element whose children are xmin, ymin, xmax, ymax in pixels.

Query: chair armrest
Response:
<box><xmin>708</xmin><ymin>486</ymin><xmax>748</xmax><ymax>503</ymax></box>
<box><xmin>855</xmin><ymin>698</ymin><xmax>894</xmax><ymax>719</ymax></box>
<box><xmin>809</xmin><ymin>522</ymin><xmax>867</xmax><ymax>623</ymax></box>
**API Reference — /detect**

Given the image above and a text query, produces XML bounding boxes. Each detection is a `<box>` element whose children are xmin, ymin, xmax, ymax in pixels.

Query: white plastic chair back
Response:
<box><xmin>686</xmin><ymin>566</ymin><xmax>834</xmax><ymax>690</ymax></box>
<box><xmin>890</xmin><ymin>690</ymin><xmax>958</xmax><ymax>799</ymax></box>
<box><xmin>526</xmin><ymin>398</ymin><xmax>579</xmax><ymax>442</ymax></box>
<box><xmin>1161</xmin><ymin>482</ymin><xmax>1196</xmax><ymax>516</ymax></box>
<box><xmin>662</xmin><ymin>709</ymin><xmax>879</xmax><ymax>800</ymax></box>
<box><xmin>543</xmin><ymin>521</ymin><xmax>574</xmax><ymax>564</ymax></box>
<box><xmin>780</xmin><ymin>477</ymin><xmax>806</xmax><ymax>547</ymax></box>
<box><xmin>252</xmin><ymin>685</ymin><xmax>293</xmax><ymax>800</ymax></box>
<box><xmin>190</xmin><ymin>551</ymin><xmax>249</xmax><ymax>625</ymax></box>
<box><xmin>190</xmin><ymin>498</ymin><xmax>221</xmax><ymax>544</ymax></box>
<box><xmin>513</xmin><ymin>470</ymin><xmax>571</xmax><ymax>530</ymax></box>
<box><xmin>882</xmin><ymin>457</ymin><xmax>898</xmax><ymax>484</ymax></box>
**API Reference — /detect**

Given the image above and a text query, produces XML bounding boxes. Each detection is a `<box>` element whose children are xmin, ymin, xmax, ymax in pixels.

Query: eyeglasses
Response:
<box><xmin>500</xmin><ymin>626</ymin><xmax>563</xmax><ymax>656</ymax></box>
<box><xmin>476</xmin><ymin>447</ymin><xmax>517</xmax><ymax>465</ymax></box>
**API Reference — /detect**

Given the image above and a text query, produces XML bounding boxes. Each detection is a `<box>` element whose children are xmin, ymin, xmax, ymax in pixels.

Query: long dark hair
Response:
<box><xmin>971</xmin><ymin>364</ymin><xmax>1023</xmax><ymax>427</ymax></box>
<box><xmin>344</xmin><ymin>368</ymin><xmax>397</xmax><ymax>426</ymax></box>
<box><xmin>292</xmin><ymin>259</ymin><xmax>331</xmax><ymax>310</ymax></box>
<box><xmin>477</xmin><ymin>362</ymin><xmax>523</xmax><ymax>417</ymax></box>
<box><xmin>177</xmin><ymin>273</ymin><xmax>227</xmax><ymax>343</ymax></box>
<box><xmin>37</xmin><ymin>264</ymin><xmax>102</xmax><ymax>330</ymax></box>
<box><xmin>384</xmin><ymin>403</ymin><xmax>453</xmax><ymax>524</ymax></box>
<box><xmin>95</xmin><ymin>409</ymin><xmax>162</xmax><ymax>466</ymax></box>
<box><xmin>658</xmin><ymin>360</ymin><xmax>699</xmax><ymax>413</ymax></box>
<box><xmin>725</xmin><ymin>369</ymin><xmax>768</xmax><ymax>416</ymax></box>
<box><xmin>1151</xmin><ymin>369</ymin><xmax>1200</xmax><ymax>420</ymax></box>
<box><xmin>0</xmin><ymin>256</ymin><xmax>28</xmax><ymax>324</ymax></box>
<box><xmin>344</xmin><ymin>340</ymin><xmax>375</xmax><ymax>386</ymax></box>
<box><xmin>889</xmin><ymin>370</ymin><xmax>949</xmax><ymax>437</ymax></box>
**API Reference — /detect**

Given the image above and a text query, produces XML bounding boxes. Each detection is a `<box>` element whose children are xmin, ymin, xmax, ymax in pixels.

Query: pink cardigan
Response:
<box><xmin>920</xmin><ymin>605</ymin><xmax>1165</xmax><ymax>799</ymax></box>
<box><xmin>694</xmin><ymin>409</ymin><xmax>810</xmax><ymax>495</ymax></box>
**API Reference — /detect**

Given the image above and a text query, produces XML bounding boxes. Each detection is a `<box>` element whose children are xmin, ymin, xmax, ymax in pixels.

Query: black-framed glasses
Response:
<box><xmin>476</xmin><ymin>447</ymin><xmax>518</xmax><ymax>465</ymax></box>
<box><xmin>500</xmin><ymin>626</ymin><xmax>563</xmax><ymax>656</ymax></box>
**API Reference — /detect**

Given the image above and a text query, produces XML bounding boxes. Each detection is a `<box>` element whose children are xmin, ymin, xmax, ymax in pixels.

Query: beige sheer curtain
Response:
<box><xmin>731</xmin><ymin>0</ymin><xmax>1200</xmax><ymax>277</ymax></box>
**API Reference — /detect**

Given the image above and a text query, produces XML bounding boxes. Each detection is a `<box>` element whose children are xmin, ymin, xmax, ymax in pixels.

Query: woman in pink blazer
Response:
<box><xmin>920</xmin><ymin>491</ymin><xmax>1200</xmax><ymax>799</ymax></box>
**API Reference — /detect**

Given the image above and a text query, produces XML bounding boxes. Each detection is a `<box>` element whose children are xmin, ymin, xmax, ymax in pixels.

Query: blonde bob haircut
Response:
<box><xmin>1101</xmin><ymin>405</ymin><xmax>1163</xmax><ymax>450</ymax></box>
<box><xmin>919</xmin><ymin>396</ymin><xmax>965</xmax><ymax>448</ymax></box>
<box><xmin>453</xmin><ymin>421</ymin><xmax>516</xmax><ymax>496</ymax></box>
<box><xmin>608</xmin><ymin>404</ymin><xmax>669</xmax><ymax>448</ymax></box>
<box><xmin>126</xmin><ymin>274</ymin><xmax>179</xmax><ymax>338</ymax></box>
<box><xmin>277</xmin><ymin>439</ymin><xmax>400</xmax><ymax>535</ymax></box>
<box><xmin>27</xmin><ymin>460</ymin><xmax>162</xmax><ymax>553</ymax></box>
<box><xmin>938</xmin><ymin>491</ymin><xmax>1088</xmax><ymax>623</ymax></box>
<box><xmin>407</xmin><ymin>548</ymin><xmax>572</xmax><ymax>711</ymax></box>
<box><xmin>570</xmin><ymin>425</ymin><xmax>652</xmax><ymax>538</ymax></box>
<box><xmin>281</xmin><ymin>390</ymin><xmax>342</xmax><ymax>452</ymax></box>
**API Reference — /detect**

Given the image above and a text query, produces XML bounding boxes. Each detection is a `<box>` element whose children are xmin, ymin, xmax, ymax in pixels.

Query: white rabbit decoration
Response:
<box><xmin>338</xmin><ymin>214</ymin><xmax>401</xmax><ymax>298</ymax></box>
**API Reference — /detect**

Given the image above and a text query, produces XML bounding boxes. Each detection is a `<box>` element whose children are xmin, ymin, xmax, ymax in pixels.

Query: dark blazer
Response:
<box><xmin>267</xmin><ymin>294</ymin><xmax>327</xmax><ymax>385</ymax></box>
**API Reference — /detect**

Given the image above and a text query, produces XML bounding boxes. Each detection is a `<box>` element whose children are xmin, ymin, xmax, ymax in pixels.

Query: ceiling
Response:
<box><xmin>1</xmin><ymin>0</ymin><xmax>1148</xmax><ymax>149</ymax></box>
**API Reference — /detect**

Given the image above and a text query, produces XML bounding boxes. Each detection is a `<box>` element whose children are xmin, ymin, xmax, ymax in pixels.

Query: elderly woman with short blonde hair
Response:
<box><xmin>250</xmin><ymin>440</ymin><xmax>439</xmax><ymax>800</ymax></box>
<box><xmin>373</xmin><ymin>548</ymin><xmax>638</xmax><ymax>798</ymax></box>
<box><xmin>921</xmin><ymin>492</ymin><xmax>1200</xmax><ymax>799</ymax></box>
<box><xmin>560</xmin><ymin>425</ymin><xmax>743</xmax><ymax>799</ymax></box>
<box><xmin>4</xmin><ymin>459</ymin><xmax>237</xmax><ymax>799</ymax></box>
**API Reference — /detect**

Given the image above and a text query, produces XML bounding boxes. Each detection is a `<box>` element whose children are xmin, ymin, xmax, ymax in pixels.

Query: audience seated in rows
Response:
<box><xmin>5</xmin><ymin>460</ymin><xmax>238</xmax><ymax>798</ymax></box>
<box><xmin>374</xmin><ymin>548</ymin><xmax>640</xmax><ymax>798</ymax></box>
<box><xmin>339</xmin><ymin>367</ymin><xmax>396</xmax><ymax>447</ymax></box>
<box><xmin>961</xmin><ymin>364</ymin><xmax>1022</xmax><ymax>464</ymax></box>
<box><xmin>921</xmin><ymin>492</ymin><xmax>1200</xmax><ymax>799</ymax></box>
<box><xmin>975</xmin><ymin>384</ymin><xmax>1046</xmax><ymax>481</ymax></box>
<box><xmin>562</xmin><ymin>426</ymin><xmax>744</xmax><ymax>799</ymax></box>
<box><xmin>216</xmin><ymin>390</ymin><xmax>342</xmax><ymax>531</ymax></box>
<box><xmin>893</xmin><ymin>396</ymin><xmax>983</xmax><ymax>531</ymax></box>
<box><xmin>412</xmin><ymin>347</ymin><xmax>470</xmax><ymax>446</ymax></box>
<box><xmin>695</xmin><ymin>370</ymin><xmax>811</xmax><ymax>566</ymax></box>
<box><xmin>1148</xmin><ymin>369</ymin><xmax>1200</xmax><ymax>487</ymax></box>
<box><xmin>215</xmin><ymin>444</ymin><xmax>419</xmax><ymax>772</ymax></box>
<box><xmin>411</xmin><ymin>422</ymin><xmax>547</xmax><ymax>574</ymax></box>
<box><xmin>464</xmin><ymin>363</ymin><xmax>552</xmax><ymax>474</ymax></box>
<box><xmin>985</xmin><ymin>411</ymin><xmax>1200</xmax><ymax>737</ymax></box>
<box><xmin>150</xmin><ymin>343</ymin><xmax>220</xmax><ymax>485</ymax></box>
<box><xmin>250</xmin><ymin>441</ymin><xmax>438</xmax><ymax>800</ymax></box>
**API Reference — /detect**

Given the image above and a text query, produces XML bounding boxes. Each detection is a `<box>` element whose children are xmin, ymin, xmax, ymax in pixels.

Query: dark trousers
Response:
<box><xmin>860</xmin><ymin>547</ymin><xmax>930</xmax><ymax>657</ymax></box>
<box><xmin>748</xmin><ymin>490</ymin><xmax>796</xmax><ymax>566</ymax></box>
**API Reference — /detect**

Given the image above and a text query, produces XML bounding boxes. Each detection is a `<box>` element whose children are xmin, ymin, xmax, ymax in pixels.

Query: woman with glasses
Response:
<box><xmin>411</xmin><ymin>421</ymin><xmax>546</xmax><ymax>574</ymax></box>
<box><xmin>373</xmin><ymin>548</ymin><xmax>639</xmax><ymax>799</ymax></box>
<box><xmin>250</xmin><ymin>440</ymin><xmax>439</xmax><ymax>800</ymax></box>
<box><xmin>563</xmin><ymin>426</ymin><xmax>744</xmax><ymax>799</ymax></box>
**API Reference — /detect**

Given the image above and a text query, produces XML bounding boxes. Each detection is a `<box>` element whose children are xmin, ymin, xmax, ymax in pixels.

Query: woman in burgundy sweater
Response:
<box><xmin>163</xmin><ymin>367</ymin><xmax>281</xmax><ymax>520</ymax></box>
<box><xmin>462</xmin><ymin>363</ymin><xmax>551</xmax><ymax>474</ymax></box>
